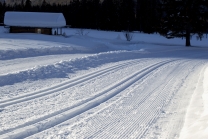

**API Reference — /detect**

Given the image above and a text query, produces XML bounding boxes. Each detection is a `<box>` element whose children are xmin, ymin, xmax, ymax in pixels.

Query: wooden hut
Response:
<box><xmin>4</xmin><ymin>12</ymin><xmax>66</xmax><ymax>35</ymax></box>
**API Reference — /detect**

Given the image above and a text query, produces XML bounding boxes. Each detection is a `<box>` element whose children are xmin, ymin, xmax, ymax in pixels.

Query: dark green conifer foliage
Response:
<box><xmin>0</xmin><ymin>2</ymin><xmax>3</xmax><ymax>22</ymax></box>
<box><xmin>25</xmin><ymin>0</ymin><xmax>32</xmax><ymax>11</ymax></box>
<box><xmin>119</xmin><ymin>0</ymin><xmax>135</xmax><ymax>31</ymax></box>
<box><xmin>159</xmin><ymin>0</ymin><xmax>208</xmax><ymax>46</ymax></box>
<box><xmin>100</xmin><ymin>0</ymin><xmax>118</xmax><ymax>30</ymax></box>
<box><xmin>68</xmin><ymin>0</ymin><xmax>81</xmax><ymax>28</ymax></box>
<box><xmin>136</xmin><ymin>0</ymin><xmax>159</xmax><ymax>33</ymax></box>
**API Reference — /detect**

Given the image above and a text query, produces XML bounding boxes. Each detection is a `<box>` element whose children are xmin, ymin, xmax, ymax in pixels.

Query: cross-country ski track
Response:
<box><xmin>0</xmin><ymin>57</ymin><xmax>207</xmax><ymax>139</ymax></box>
<box><xmin>1</xmin><ymin>28</ymin><xmax>208</xmax><ymax>139</ymax></box>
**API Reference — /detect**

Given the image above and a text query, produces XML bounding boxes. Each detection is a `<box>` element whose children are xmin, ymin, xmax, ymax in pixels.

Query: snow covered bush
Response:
<box><xmin>75</xmin><ymin>29</ymin><xmax>89</xmax><ymax>36</ymax></box>
<box><xmin>123</xmin><ymin>31</ymin><xmax>134</xmax><ymax>41</ymax></box>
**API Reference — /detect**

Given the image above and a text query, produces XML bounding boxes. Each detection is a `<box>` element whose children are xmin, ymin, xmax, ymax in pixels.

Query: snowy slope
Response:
<box><xmin>0</xmin><ymin>27</ymin><xmax>208</xmax><ymax>139</ymax></box>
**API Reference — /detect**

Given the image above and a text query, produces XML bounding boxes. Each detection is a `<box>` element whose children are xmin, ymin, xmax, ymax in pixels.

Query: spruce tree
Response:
<box><xmin>118</xmin><ymin>0</ymin><xmax>135</xmax><ymax>31</ymax></box>
<box><xmin>68</xmin><ymin>0</ymin><xmax>80</xmax><ymax>28</ymax></box>
<box><xmin>25</xmin><ymin>0</ymin><xmax>32</xmax><ymax>11</ymax></box>
<box><xmin>0</xmin><ymin>1</ymin><xmax>6</xmax><ymax>23</ymax></box>
<box><xmin>137</xmin><ymin>0</ymin><xmax>159</xmax><ymax>33</ymax></box>
<box><xmin>0</xmin><ymin>2</ymin><xmax>2</xmax><ymax>23</ymax></box>
<box><xmin>100</xmin><ymin>0</ymin><xmax>118</xmax><ymax>30</ymax></box>
<box><xmin>159</xmin><ymin>0</ymin><xmax>208</xmax><ymax>46</ymax></box>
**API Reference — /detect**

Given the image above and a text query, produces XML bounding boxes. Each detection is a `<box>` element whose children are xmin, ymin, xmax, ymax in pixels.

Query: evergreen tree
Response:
<box><xmin>79</xmin><ymin>0</ymin><xmax>88</xmax><ymax>28</ymax></box>
<box><xmin>25</xmin><ymin>0</ymin><xmax>32</xmax><ymax>11</ymax></box>
<box><xmin>0</xmin><ymin>2</ymin><xmax>3</xmax><ymax>23</ymax></box>
<box><xmin>136</xmin><ymin>0</ymin><xmax>159</xmax><ymax>33</ymax></box>
<box><xmin>118</xmin><ymin>0</ymin><xmax>135</xmax><ymax>31</ymax></box>
<box><xmin>21</xmin><ymin>0</ymin><xmax>24</xmax><ymax>10</ymax></box>
<box><xmin>86</xmin><ymin>0</ymin><xmax>100</xmax><ymax>29</ymax></box>
<box><xmin>159</xmin><ymin>0</ymin><xmax>208</xmax><ymax>46</ymax></box>
<box><xmin>100</xmin><ymin>0</ymin><xmax>118</xmax><ymax>30</ymax></box>
<box><xmin>0</xmin><ymin>1</ymin><xmax>6</xmax><ymax>23</ymax></box>
<box><xmin>69</xmin><ymin>0</ymin><xmax>81</xmax><ymax>28</ymax></box>
<box><xmin>41</xmin><ymin>0</ymin><xmax>50</xmax><ymax>12</ymax></box>
<box><xmin>42</xmin><ymin>0</ymin><xmax>47</xmax><ymax>7</ymax></box>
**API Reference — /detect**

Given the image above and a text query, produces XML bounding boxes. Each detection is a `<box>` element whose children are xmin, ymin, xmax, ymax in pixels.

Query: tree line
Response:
<box><xmin>0</xmin><ymin>0</ymin><xmax>160</xmax><ymax>33</ymax></box>
<box><xmin>0</xmin><ymin>0</ymin><xmax>208</xmax><ymax>46</ymax></box>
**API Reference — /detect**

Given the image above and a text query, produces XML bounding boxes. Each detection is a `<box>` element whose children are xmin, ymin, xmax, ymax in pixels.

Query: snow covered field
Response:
<box><xmin>0</xmin><ymin>27</ymin><xmax>208</xmax><ymax>139</ymax></box>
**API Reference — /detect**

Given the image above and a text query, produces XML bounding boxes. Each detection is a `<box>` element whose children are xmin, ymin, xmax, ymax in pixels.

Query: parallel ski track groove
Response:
<box><xmin>81</xmin><ymin>59</ymin><xmax>190</xmax><ymax>139</ymax></box>
<box><xmin>0</xmin><ymin>59</ymin><xmax>179</xmax><ymax>139</ymax></box>
<box><xmin>143</xmin><ymin>61</ymin><xmax>206</xmax><ymax>139</ymax></box>
<box><xmin>39</xmin><ymin>58</ymin><xmax>182</xmax><ymax>138</ymax></box>
<box><xmin>133</xmin><ymin>60</ymin><xmax>191</xmax><ymax>139</ymax></box>
<box><xmin>97</xmin><ymin>61</ymin><xmax>184</xmax><ymax>139</ymax></box>
<box><xmin>0</xmin><ymin>59</ymin><xmax>149</xmax><ymax>108</ymax></box>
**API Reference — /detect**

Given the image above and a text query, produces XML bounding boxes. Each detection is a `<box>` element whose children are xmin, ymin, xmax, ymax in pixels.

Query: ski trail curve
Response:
<box><xmin>0</xmin><ymin>59</ymin><xmax>177</xmax><ymax>139</ymax></box>
<box><xmin>54</xmin><ymin>59</ymin><xmax>195</xmax><ymax>139</ymax></box>
<box><xmin>0</xmin><ymin>59</ymin><xmax>148</xmax><ymax>108</ymax></box>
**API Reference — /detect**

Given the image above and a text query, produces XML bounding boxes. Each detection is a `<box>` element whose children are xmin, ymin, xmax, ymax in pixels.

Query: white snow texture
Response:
<box><xmin>0</xmin><ymin>26</ymin><xmax>208</xmax><ymax>139</ymax></box>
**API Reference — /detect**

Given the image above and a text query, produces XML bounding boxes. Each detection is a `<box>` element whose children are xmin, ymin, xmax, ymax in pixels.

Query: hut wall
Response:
<box><xmin>10</xmin><ymin>27</ymin><xmax>52</xmax><ymax>35</ymax></box>
<box><xmin>35</xmin><ymin>28</ymin><xmax>52</xmax><ymax>35</ymax></box>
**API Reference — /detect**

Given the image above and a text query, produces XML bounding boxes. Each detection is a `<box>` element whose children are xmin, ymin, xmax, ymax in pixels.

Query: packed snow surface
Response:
<box><xmin>0</xmin><ymin>27</ymin><xmax>208</xmax><ymax>139</ymax></box>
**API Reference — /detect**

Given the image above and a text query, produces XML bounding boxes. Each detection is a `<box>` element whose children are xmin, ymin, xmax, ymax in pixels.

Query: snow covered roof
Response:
<box><xmin>4</xmin><ymin>12</ymin><xmax>66</xmax><ymax>28</ymax></box>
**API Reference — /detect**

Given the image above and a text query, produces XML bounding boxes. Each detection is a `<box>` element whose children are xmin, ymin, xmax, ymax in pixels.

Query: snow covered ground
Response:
<box><xmin>0</xmin><ymin>27</ymin><xmax>208</xmax><ymax>139</ymax></box>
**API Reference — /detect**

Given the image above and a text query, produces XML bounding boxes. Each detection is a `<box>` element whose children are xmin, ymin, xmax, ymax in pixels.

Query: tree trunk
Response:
<box><xmin>186</xmin><ymin>32</ymin><xmax>191</xmax><ymax>47</ymax></box>
<box><xmin>186</xmin><ymin>23</ymin><xmax>191</xmax><ymax>47</ymax></box>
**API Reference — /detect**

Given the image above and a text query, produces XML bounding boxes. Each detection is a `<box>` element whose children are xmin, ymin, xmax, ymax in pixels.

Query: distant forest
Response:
<box><xmin>0</xmin><ymin>0</ymin><xmax>208</xmax><ymax>44</ymax></box>
<box><xmin>0</xmin><ymin>0</ymin><xmax>160</xmax><ymax>33</ymax></box>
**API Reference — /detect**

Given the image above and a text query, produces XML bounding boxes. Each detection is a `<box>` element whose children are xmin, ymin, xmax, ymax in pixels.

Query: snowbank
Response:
<box><xmin>179</xmin><ymin>66</ymin><xmax>208</xmax><ymax>139</ymax></box>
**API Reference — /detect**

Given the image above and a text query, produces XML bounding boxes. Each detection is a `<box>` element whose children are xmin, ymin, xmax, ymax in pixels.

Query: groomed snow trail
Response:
<box><xmin>27</xmin><ymin>58</ymin><xmax>206</xmax><ymax>139</ymax></box>
<box><xmin>1</xmin><ymin>28</ymin><xmax>208</xmax><ymax>138</ymax></box>
<box><xmin>0</xmin><ymin>58</ymin><xmax>169</xmax><ymax>137</ymax></box>
<box><xmin>1</xmin><ymin>56</ymin><xmax>207</xmax><ymax>139</ymax></box>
